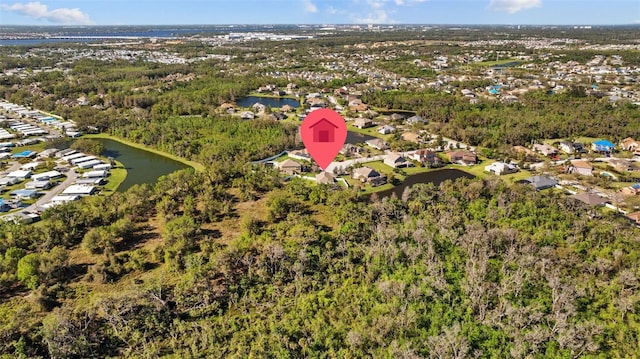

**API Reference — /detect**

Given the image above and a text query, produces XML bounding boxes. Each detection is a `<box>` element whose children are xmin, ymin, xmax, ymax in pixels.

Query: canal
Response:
<box><xmin>97</xmin><ymin>138</ymin><xmax>190</xmax><ymax>192</ymax></box>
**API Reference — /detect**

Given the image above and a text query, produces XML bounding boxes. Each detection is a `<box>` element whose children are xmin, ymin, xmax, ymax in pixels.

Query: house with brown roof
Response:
<box><xmin>609</xmin><ymin>159</ymin><xmax>634</xmax><ymax>173</ymax></box>
<box><xmin>354</xmin><ymin>118</ymin><xmax>373</xmax><ymax>129</ymax></box>
<box><xmin>626</xmin><ymin>211</ymin><xmax>640</xmax><ymax>225</ymax></box>
<box><xmin>340</xmin><ymin>143</ymin><xmax>361</xmax><ymax>155</ymax></box>
<box><xmin>569</xmin><ymin>192</ymin><xmax>609</xmax><ymax>206</ymax></box>
<box><xmin>278</xmin><ymin>159</ymin><xmax>302</xmax><ymax>175</ymax></box>
<box><xmin>352</xmin><ymin>167</ymin><xmax>386</xmax><ymax>186</ymax></box>
<box><xmin>401</xmin><ymin>132</ymin><xmax>421</xmax><ymax>143</ymax></box>
<box><xmin>621</xmin><ymin>183</ymin><xmax>640</xmax><ymax>196</ymax></box>
<box><xmin>532</xmin><ymin>144</ymin><xmax>558</xmax><ymax>156</ymax></box>
<box><xmin>365</xmin><ymin>138</ymin><xmax>389</xmax><ymax>150</ymax></box>
<box><xmin>316</xmin><ymin>171</ymin><xmax>335</xmax><ymax>185</ymax></box>
<box><xmin>620</xmin><ymin>137</ymin><xmax>639</xmax><ymax>151</ymax></box>
<box><xmin>384</xmin><ymin>153</ymin><xmax>412</xmax><ymax>168</ymax></box>
<box><xmin>408</xmin><ymin>149</ymin><xmax>441</xmax><ymax>167</ymax></box>
<box><xmin>568</xmin><ymin>160</ymin><xmax>593</xmax><ymax>176</ymax></box>
<box><xmin>446</xmin><ymin>151</ymin><xmax>477</xmax><ymax>166</ymax></box>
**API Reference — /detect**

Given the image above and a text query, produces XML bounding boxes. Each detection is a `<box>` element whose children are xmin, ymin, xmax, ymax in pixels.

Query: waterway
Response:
<box><xmin>377</xmin><ymin>168</ymin><xmax>475</xmax><ymax>198</ymax></box>
<box><xmin>236</xmin><ymin>96</ymin><xmax>300</xmax><ymax>108</ymax></box>
<box><xmin>97</xmin><ymin>138</ymin><xmax>189</xmax><ymax>192</ymax></box>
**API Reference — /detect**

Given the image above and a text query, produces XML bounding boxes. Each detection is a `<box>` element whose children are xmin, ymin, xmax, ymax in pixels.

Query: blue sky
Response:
<box><xmin>1</xmin><ymin>0</ymin><xmax>639</xmax><ymax>25</ymax></box>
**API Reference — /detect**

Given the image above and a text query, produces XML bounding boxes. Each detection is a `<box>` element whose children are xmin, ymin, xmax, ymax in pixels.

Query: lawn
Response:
<box><xmin>101</xmin><ymin>160</ymin><xmax>127</xmax><ymax>194</ymax></box>
<box><xmin>346</xmin><ymin>123</ymin><xmax>392</xmax><ymax>141</ymax></box>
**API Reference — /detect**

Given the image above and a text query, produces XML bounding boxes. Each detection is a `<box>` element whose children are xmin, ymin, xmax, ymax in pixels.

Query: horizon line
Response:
<box><xmin>2</xmin><ymin>23</ymin><xmax>640</xmax><ymax>27</ymax></box>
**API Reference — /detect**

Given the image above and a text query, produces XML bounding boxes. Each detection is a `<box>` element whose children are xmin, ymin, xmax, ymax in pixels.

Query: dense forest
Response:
<box><xmin>0</xmin><ymin>167</ymin><xmax>639</xmax><ymax>357</ymax></box>
<box><xmin>2</xmin><ymin>27</ymin><xmax>640</xmax><ymax>358</ymax></box>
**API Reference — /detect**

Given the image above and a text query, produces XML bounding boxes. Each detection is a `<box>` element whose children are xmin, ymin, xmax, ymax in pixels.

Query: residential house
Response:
<box><xmin>620</xmin><ymin>137</ymin><xmax>640</xmax><ymax>152</ymax></box>
<box><xmin>389</xmin><ymin>113</ymin><xmax>406</xmax><ymax>122</ymax></box>
<box><xmin>278</xmin><ymin>159</ymin><xmax>303</xmax><ymax>175</ymax></box>
<box><xmin>384</xmin><ymin>152</ymin><xmax>412</xmax><ymax>168</ymax></box>
<box><xmin>568</xmin><ymin>160</ymin><xmax>594</xmax><ymax>176</ymax></box>
<box><xmin>446</xmin><ymin>151</ymin><xmax>477</xmax><ymax>166</ymax></box>
<box><xmin>559</xmin><ymin>141</ymin><xmax>575</xmax><ymax>154</ymax></box>
<box><xmin>239</xmin><ymin>111</ymin><xmax>255</xmax><ymax>120</ymax></box>
<box><xmin>532</xmin><ymin>144</ymin><xmax>558</xmax><ymax>156</ymax></box>
<box><xmin>61</xmin><ymin>185</ymin><xmax>97</xmax><ymax>196</ymax></box>
<box><xmin>406</xmin><ymin>115</ymin><xmax>425</xmax><ymax>125</ymax></box>
<box><xmin>10</xmin><ymin>189</ymin><xmax>40</xmax><ymax>200</ymax></box>
<box><xmin>609</xmin><ymin>159</ymin><xmax>634</xmax><ymax>172</ymax></box>
<box><xmin>31</xmin><ymin>170</ymin><xmax>62</xmax><ymax>182</ymax></box>
<box><xmin>365</xmin><ymin>138</ymin><xmax>389</xmax><ymax>150</ymax></box>
<box><xmin>401</xmin><ymin>132</ymin><xmax>422</xmax><ymax>143</ymax></box>
<box><xmin>592</xmin><ymin>139</ymin><xmax>615</xmax><ymax>153</ymax></box>
<box><xmin>524</xmin><ymin>175</ymin><xmax>558</xmax><ymax>191</ymax></box>
<box><xmin>24</xmin><ymin>180</ymin><xmax>52</xmax><ymax>190</ymax></box>
<box><xmin>485</xmin><ymin>162</ymin><xmax>518</xmax><ymax>175</ymax></box>
<box><xmin>626</xmin><ymin>211</ymin><xmax>640</xmax><ymax>225</ymax></box>
<box><xmin>621</xmin><ymin>183</ymin><xmax>640</xmax><ymax>196</ymax></box>
<box><xmin>6</xmin><ymin>170</ymin><xmax>31</xmax><ymax>181</ymax></box>
<box><xmin>353</xmin><ymin>118</ymin><xmax>373</xmax><ymax>129</ymax></box>
<box><xmin>340</xmin><ymin>143</ymin><xmax>361</xmax><ymax>155</ymax></box>
<box><xmin>288</xmin><ymin>149</ymin><xmax>312</xmax><ymax>162</ymax></box>
<box><xmin>569</xmin><ymin>192</ymin><xmax>608</xmax><ymax>206</ymax></box>
<box><xmin>408</xmin><ymin>149</ymin><xmax>442</xmax><ymax>167</ymax></box>
<box><xmin>316</xmin><ymin>171</ymin><xmax>335</xmax><ymax>185</ymax></box>
<box><xmin>377</xmin><ymin>125</ymin><xmax>396</xmax><ymax>135</ymax></box>
<box><xmin>348</xmin><ymin>99</ymin><xmax>368</xmax><ymax>112</ymax></box>
<box><xmin>352</xmin><ymin>167</ymin><xmax>386</xmax><ymax>186</ymax></box>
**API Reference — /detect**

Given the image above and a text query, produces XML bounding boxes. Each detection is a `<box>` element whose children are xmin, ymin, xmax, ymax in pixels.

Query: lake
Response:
<box><xmin>236</xmin><ymin>96</ymin><xmax>300</xmax><ymax>108</ymax></box>
<box><xmin>97</xmin><ymin>138</ymin><xmax>189</xmax><ymax>192</ymax></box>
<box><xmin>376</xmin><ymin>168</ymin><xmax>475</xmax><ymax>198</ymax></box>
<box><xmin>346</xmin><ymin>131</ymin><xmax>377</xmax><ymax>144</ymax></box>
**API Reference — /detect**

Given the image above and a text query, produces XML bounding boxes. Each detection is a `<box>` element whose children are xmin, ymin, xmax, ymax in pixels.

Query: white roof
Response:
<box><xmin>7</xmin><ymin>170</ymin><xmax>31</xmax><ymax>178</ymax></box>
<box><xmin>31</xmin><ymin>170</ymin><xmax>62</xmax><ymax>181</ymax></box>
<box><xmin>70</xmin><ymin>155</ymin><xmax>96</xmax><ymax>164</ymax></box>
<box><xmin>51</xmin><ymin>195</ymin><xmax>80</xmax><ymax>203</ymax></box>
<box><xmin>82</xmin><ymin>169</ymin><xmax>108</xmax><ymax>178</ymax></box>
<box><xmin>61</xmin><ymin>153</ymin><xmax>85</xmax><ymax>161</ymax></box>
<box><xmin>62</xmin><ymin>185</ymin><xmax>95</xmax><ymax>195</ymax></box>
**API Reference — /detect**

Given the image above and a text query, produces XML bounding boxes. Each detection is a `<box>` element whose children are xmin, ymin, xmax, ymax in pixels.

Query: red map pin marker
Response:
<box><xmin>300</xmin><ymin>108</ymin><xmax>347</xmax><ymax>170</ymax></box>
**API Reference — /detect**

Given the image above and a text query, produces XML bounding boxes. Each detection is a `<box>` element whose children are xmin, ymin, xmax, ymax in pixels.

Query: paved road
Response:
<box><xmin>0</xmin><ymin>161</ymin><xmax>24</xmax><ymax>175</ymax></box>
<box><xmin>0</xmin><ymin>168</ymin><xmax>78</xmax><ymax>216</ymax></box>
<box><xmin>325</xmin><ymin>154</ymin><xmax>387</xmax><ymax>173</ymax></box>
<box><xmin>25</xmin><ymin>169</ymin><xmax>78</xmax><ymax>212</ymax></box>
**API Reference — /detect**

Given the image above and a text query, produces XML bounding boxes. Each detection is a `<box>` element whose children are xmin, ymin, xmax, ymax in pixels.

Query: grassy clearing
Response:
<box><xmin>101</xmin><ymin>160</ymin><xmax>127</xmax><ymax>195</ymax></box>
<box><xmin>84</xmin><ymin>133</ymin><xmax>205</xmax><ymax>172</ymax></box>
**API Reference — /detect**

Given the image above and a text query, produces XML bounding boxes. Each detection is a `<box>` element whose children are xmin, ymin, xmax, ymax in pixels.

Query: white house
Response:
<box><xmin>82</xmin><ymin>170</ymin><xmax>108</xmax><ymax>179</ymax></box>
<box><xmin>485</xmin><ymin>162</ymin><xmax>518</xmax><ymax>175</ymax></box>
<box><xmin>384</xmin><ymin>152</ymin><xmax>412</xmax><ymax>168</ymax></box>
<box><xmin>7</xmin><ymin>170</ymin><xmax>32</xmax><ymax>181</ymax></box>
<box><xmin>31</xmin><ymin>170</ymin><xmax>63</xmax><ymax>182</ymax></box>
<box><xmin>62</xmin><ymin>185</ymin><xmax>96</xmax><ymax>196</ymax></box>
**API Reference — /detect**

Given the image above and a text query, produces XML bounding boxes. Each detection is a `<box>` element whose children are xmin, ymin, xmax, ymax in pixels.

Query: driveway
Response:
<box><xmin>27</xmin><ymin>169</ymin><xmax>78</xmax><ymax>212</ymax></box>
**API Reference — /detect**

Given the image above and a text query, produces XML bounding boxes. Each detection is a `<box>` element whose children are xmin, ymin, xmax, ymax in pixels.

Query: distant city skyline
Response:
<box><xmin>1</xmin><ymin>0</ymin><xmax>639</xmax><ymax>26</ymax></box>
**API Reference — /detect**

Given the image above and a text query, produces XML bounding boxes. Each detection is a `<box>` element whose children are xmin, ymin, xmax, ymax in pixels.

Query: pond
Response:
<box><xmin>346</xmin><ymin>131</ymin><xmax>377</xmax><ymax>145</ymax></box>
<box><xmin>236</xmin><ymin>96</ymin><xmax>300</xmax><ymax>108</ymax></box>
<box><xmin>376</xmin><ymin>168</ymin><xmax>475</xmax><ymax>198</ymax></box>
<box><xmin>97</xmin><ymin>138</ymin><xmax>190</xmax><ymax>192</ymax></box>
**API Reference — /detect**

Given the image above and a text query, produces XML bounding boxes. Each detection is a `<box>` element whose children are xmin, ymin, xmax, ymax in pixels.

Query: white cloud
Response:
<box><xmin>353</xmin><ymin>9</ymin><xmax>390</xmax><ymax>24</ymax></box>
<box><xmin>1</xmin><ymin>1</ymin><xmax>93</xmax><ymax>24</ymax></box>
<box><xmin>488</xmin><ymin>0</ymin><xmax>542</xmax><ymax>14</ymax></box>
<box><xmin>302</xmin><ymin>0</ymin><xmax>318</xmax><ymax>13</ymax></box>
<box><xmin>395</xmin><ymin>0</ymin><xmax>429</xmax><ymax>5</ymax></box>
